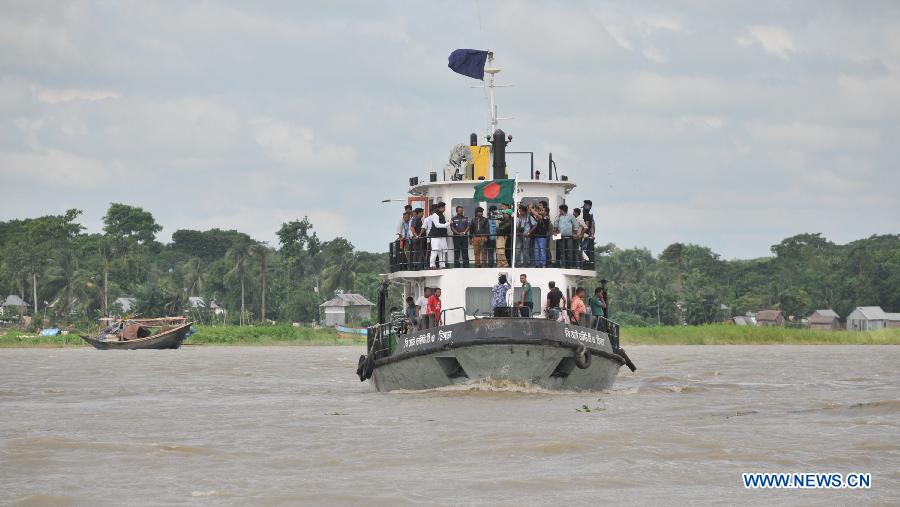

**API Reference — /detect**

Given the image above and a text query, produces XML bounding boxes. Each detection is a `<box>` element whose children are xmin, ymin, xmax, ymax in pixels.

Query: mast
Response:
<box><xmin>485</xmin><ymin>51</ymin><xmax>499</xmax><ymax>137</ymax></box>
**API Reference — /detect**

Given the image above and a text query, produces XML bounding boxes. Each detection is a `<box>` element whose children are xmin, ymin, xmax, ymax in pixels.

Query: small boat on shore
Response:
<box><xmin>80</xmin><ymin>317</ymin><xmax>194</xmax><ymax>350</ymax></box>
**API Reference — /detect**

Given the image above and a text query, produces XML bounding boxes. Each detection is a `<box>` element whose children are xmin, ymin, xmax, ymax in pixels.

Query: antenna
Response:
<box><xmin>472</xmin><ymin>51</ymin><xmax>514</xmax><ymax>138</ymax></box>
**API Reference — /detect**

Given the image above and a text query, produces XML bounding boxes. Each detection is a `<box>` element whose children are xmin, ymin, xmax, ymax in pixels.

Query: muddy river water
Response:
<box><xmin>1</xmin><ymin>345</ymin><xmax>897</xmax><ymax>505</ymax></box>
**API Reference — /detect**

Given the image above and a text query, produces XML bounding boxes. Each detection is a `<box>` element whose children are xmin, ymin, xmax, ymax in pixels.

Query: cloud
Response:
<box><xmin>249</xmin><ymin>117</ymin><xmax>355</xmax><ymax>171</ymax></box>
<box><xmin>736</xmin><ymin>25</ymin><xmax>797</xmax><ymax>59</ymax></box>
<box><xmin>0</xmin><ymin>1</ymin><xmax>898</xmax><ymax>259</ymax></box>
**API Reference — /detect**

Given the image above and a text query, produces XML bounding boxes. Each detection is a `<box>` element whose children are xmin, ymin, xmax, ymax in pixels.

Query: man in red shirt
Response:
<box><xmin>426</xmin><ymin>288</ymin><xmax>442</xmax><ymax>328</ymax></box>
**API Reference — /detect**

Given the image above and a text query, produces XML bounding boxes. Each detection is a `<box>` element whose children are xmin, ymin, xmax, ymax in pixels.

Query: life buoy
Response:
<box><xmin>357</xmin><ymin>354</ymin><xmax>374</xmax><ymax>381</ymax></box>
<box><xmin>574</xmin><ymin>344</ymin><xmax>591</xmax><ymax>369</ymax></box>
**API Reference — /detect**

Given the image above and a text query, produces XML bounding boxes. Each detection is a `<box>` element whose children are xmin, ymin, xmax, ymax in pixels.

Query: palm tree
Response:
<box><xmin>226</xmin><ymin>241</ymin><xmax>253</xmax><ymax>325</ymax></box>
<box><xmin>321</xmin><ymin>253</ymin><xmax>357</xmax><ymax>295</ymax></box>
<box><xmin>250</xmin><ymin>244</ymin><xmax>269</xmax><ymax>323</ymax></box>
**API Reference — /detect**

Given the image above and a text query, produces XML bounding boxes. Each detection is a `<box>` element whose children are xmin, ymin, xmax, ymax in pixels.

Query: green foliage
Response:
<box><xmin>103</xmin><ymin>203</ymin><xmax>162</xmax><ymax>244</ymax></box>
<box><xmin>594</xmin><ymin>233</ymin><xmax>900</xmax><ymax>325</ymax></box>
<box><xmin>1</xmin><ymin>202</ymin><xmax>897</xmax><ymax>335</ymax></box>
<box><xmin>623</xmin><ymin>324</ymin><xmax>900</xmax><ymax>345</ymax></box>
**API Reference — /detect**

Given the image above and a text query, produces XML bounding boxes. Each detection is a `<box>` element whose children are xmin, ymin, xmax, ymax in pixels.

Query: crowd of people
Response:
<box><xmin>403</xmin><ymin>273</ymin><xmax>609</xmax><ymax>333</ymax></box>
<box><xmin>392</xmin><ymin>199</ymin><xmax>597</xmax><ymax>271</ymax></box>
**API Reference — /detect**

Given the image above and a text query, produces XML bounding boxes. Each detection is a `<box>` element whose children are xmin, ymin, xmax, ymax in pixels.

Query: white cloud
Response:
<box><xmin>249</xmin><ymin>117</ymin><xmax>355</xmax><ymax>170</ymax></box>
<box><xmin>736</xmin><ymin>25</ymin><xmax>797</xmax><ymax>59</ymax></box>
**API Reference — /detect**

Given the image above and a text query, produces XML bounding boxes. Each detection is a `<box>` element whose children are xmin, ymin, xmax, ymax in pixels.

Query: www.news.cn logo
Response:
<box><xmin>743</xmin><ymin>472</ymin><xmax>871</xmax><ymax>489</ymax></box>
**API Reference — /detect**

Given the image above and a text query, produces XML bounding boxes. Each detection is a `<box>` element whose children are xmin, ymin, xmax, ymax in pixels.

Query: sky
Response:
<box><xmin>1</xmin><ymin>0</ymin><xmax>898</xmax><ymax>259</ymax></box>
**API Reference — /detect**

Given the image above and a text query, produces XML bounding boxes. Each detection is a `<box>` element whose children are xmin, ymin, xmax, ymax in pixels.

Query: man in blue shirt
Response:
<box><xmin>450</xmin><ymin>206</ymin><xmax>470</xmax><ymax>268</ymax></box>
<box><xmin>554</xmin><ymin>204</ymin><xmax>578</xmax><ymax>268</ymax></box>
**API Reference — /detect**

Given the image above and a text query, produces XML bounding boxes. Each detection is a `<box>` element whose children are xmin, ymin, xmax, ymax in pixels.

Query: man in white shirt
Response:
<box><xmin>416</xmin><ymin>287</ymin><xmax>431</xmax><ymax>330</ymax></box>
<box><xmin>426</xmin><ymin>202</ymin><xmax>451</xmax><ymax>268</ymax></box>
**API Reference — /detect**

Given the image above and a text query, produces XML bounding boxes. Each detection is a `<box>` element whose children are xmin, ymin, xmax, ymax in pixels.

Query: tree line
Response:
<box><xmin>1</xmin><ymin>204</ymin><xmax>897</xmax><ymax>328</ymax></box>
<box><xmin>595</xmin><ymin>233</ymin><xmax>900</xmax><ymax>326</ymax></box>
<box><xmin>0</xmin><ymin>204</ymin><xmax>386</xmax><ymax>327</ymax></box>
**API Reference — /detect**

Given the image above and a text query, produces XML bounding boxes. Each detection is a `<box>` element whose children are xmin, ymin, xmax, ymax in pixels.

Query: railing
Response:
<box><xmin>389</xmin><ymin>234</ymin><xmax>596</xmax><ymax>272</ymax></box>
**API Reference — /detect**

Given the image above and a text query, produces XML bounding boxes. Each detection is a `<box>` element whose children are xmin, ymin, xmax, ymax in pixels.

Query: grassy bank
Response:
<box><xmin>622</xmin><ymin>324</ymin><xmax>900</xmax><ymax>345</ymax></box>
<box><xmin>2</xmin><ymin>323</ymin><xmax>898</xmax><ymax>348</ymax></box>
<box><xmin>0</xmin><ymin>325</ymin><xmax>364</xmax><ymax>348</ymax></box>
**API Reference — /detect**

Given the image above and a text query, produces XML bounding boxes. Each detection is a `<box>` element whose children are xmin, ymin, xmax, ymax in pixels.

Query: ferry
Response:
<box><xmin>356</xmin><ymin>50</ymin><xmax>635</xmax><ymax>391</ymax></box>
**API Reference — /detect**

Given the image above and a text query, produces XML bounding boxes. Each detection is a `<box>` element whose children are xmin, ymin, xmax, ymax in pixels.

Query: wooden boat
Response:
<box><xmin>80</xmin><ymin>317</ymin><xmax>194</xmax><ymax>350</ymax></box>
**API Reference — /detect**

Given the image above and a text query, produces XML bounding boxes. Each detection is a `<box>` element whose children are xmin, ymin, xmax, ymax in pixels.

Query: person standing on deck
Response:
<box><xmin>486</xmin><ymin>205</ymin><xmax>498</xmax><ymax>267</ymax></box>
<box><xmin>450</xmin><ymin>205</ymin><xmax>471</xmax><ymax>268</ymax></box>
<box><xmin>572</xmin><ymin>208</ymin><xmax>587</xmax><ymax>268</ymax></box>
<box><xmin>495</xmin><ymin>203</ymin><xmax>512</xmax><ymax>268</ymax></box>
<box><xmin>492</xmin><ymin>274</ymin><xmax>511</xmax><ymax>314</ymax></box>
<box><xmin>589</xmin><ymin>287</ymin><xmax>607</xmax><ymax>331</ymax></box>
<box><xmin>518</xmin><ymin>273</ymin><xmax>534</xmax><ymax>317</ymax></box>
<box><xmin>471</xmin><ymin>207</ymin><xmax>489</xmax><ymax>267</ymax></box>
<box><xmin>404</xmin><ymin>296</ymin><xmax>418</xmax><ymax>332</ymax></box>
<box><xmin>529</xmin><ymin>203</ymin><xmax>549</xmax><ymax>267</ymax></box>
<box><xmin>545</xmin><ymin>281</ymin><xmax>565</xmax><ymax>320</ymax></box>
<box><xmin>571</xmin><ymin>287</ymin><xmax>587</xmax><ymax>326</ymax></box>
<box><xmin>582</xmin><ymin>200</ymin><xmax>596</xmax><ymax>265</ymax></box>
<box><xmin>426</xmin><ymin>288</ymin><xmax>442</xmax><ymax>328</ymax></box>
<box><xmin>427</xmin><ymin>202</ymin><xmax>450</xmax><ymax>268</ymax></box>
<box><xmin>516</xmin><ymin>204</ymin><xmax>534</xmax><ymax>266</ymax></box>
<box><xmin>554</xmin><ymin>205</ymin><xmax>578</xmax><ymax>268</ymax></box>
<box><xmin>416</xmin><ymin>287</ymin><xmax>431</xmax><ymax>330</ymax></box>
<box><xmin>410</xmin><ymin>208</ymin><xmax>425</xmax><ymax>270</ymax></box>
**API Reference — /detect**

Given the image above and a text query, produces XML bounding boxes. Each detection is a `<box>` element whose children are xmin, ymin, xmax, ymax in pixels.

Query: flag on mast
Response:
<box><xmin>473</xmin><ymin>179</ymin><xmax>515</xmax><ymax>203</ymax></box>
<box><xmin>448</xmin><ymin>49</ymin><xmax>489</xmax><ymax>80</ymax></box>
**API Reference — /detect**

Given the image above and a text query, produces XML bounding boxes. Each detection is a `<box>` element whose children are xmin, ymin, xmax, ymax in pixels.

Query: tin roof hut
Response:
<box><xmin>808</xmin><ymin>309</ymin><xmax>840</xmax><ymax>331</ymax></box>
<box><xmin>755</xmin><ymin>310</ymin><xmax>784</xmax><ymax>327</ymax></box>
<box><xmin>319</xmin><ymin>293</ymin><xmax>375</xmax><ymax>327</ymax></box>
<box><xmin>846</xmin><ymin>306</ymin><xmax>887</xmax><ymax>331</ymax></box>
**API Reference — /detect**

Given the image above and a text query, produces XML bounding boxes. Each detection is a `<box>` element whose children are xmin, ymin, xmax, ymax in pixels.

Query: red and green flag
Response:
<box><xmin>473</xmin><ymin>179</ymin><xmax>515</xmax><ymax>203</ymax></box>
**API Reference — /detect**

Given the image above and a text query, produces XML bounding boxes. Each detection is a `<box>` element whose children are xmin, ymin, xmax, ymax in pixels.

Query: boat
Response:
<box><xmin>335</xmin><ymin>324</ymin><xmax>368</xmax><ymax>337</ymax></box>
<box><xmin>80</xmin><ymin>317</ymin><xmax>194</xmax><ymax>350</ymax></box>
<box><xmin>356</xmin><ymin>50</ymin><xmax>636</xmax><ymax>391</ymax></box>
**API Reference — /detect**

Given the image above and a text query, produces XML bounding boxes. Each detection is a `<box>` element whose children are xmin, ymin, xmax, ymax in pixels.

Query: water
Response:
<box><xmin>1</xmin><ymin>345</ymin><xmax>897</xmax><ymax>506</ymax></box>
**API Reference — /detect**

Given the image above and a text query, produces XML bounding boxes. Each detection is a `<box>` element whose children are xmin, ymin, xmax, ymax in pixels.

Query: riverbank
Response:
<box><xmin>0</xmin><ymin>325</ymin><xmax>363</xmax><ymax>348</ymax></box>
<box><xmin>1</xmin><ymin>323</ymin><xmax>897</xmax><ymax>348</ymax></box>
<box><xmin>623</xmin><ymin>324</ymin><xmax>900</xmax><ymax>345</ymax></box>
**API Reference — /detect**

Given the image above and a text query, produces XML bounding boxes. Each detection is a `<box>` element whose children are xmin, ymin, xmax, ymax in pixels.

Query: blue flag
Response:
<box><xmin>448</xmin><ymin>49</ymin><xmax>489</xmax><ymax>80</ymax></box>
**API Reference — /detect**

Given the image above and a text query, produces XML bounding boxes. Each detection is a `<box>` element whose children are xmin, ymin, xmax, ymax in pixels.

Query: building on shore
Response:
<box><xmin>1</xmin><ymin>294</ymin><xmax>30</xmax><ymax>317</ymax></box>
<box><xmin>755</xmin><ymin>310</ymin><xmax>785</xmax><ymax>327</ymax></box>
<box><xmin>319</xmin><ymin>293</ymin><xmax>375</xmax><ymax>327</ymax></box>
<box><xmin>846</xmin><ymin>306</ymin><xmax>888</xmax><ymax>331</ymax></box>
<box><xmin>807</xmin><ymin>309</ymin><xmax>841</xmax><ymax>330</ymax></box>
<box><xmin>886</xmin><ymin>312</ymin><xmax>900</xmax><ymax>329</ymax></box>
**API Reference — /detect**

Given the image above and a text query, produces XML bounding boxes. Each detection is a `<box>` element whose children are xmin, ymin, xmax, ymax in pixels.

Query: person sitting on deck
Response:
<box><xmin>491</xmin><ymin>274</ymin><xmax>511</xmax><ymax>315</ymax></box>
<box><xmin>426</xmin><ymin>288</ymin><xmax>442</xmax><ymax>328</ymax></box>
<box><xmin>570</xmin><ymin>287</ymin><xmax>587</xmax><ymax>326</ymax></box>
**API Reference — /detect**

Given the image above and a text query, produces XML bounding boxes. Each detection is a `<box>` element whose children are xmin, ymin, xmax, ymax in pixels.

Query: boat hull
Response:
<box><xmin>368</xmin><ymin>318</ymin><xmax>625</xmax><ymax>392</ymax></box>
<box><xmin>80</xmin><ymin>323</ymin><xmax>193</xmax><ymax>350</ymax></box>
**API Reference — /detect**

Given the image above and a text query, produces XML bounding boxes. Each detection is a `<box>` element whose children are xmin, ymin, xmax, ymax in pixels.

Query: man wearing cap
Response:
<box><xmin>427</xmin><ymin>202</ymin><xmax>451</xmax><ymax>268</ymax></box>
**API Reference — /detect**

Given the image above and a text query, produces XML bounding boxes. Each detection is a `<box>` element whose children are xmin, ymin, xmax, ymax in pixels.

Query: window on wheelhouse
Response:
<box><xmin>451</xmin><ymin>198</ymin><xmax>478</xmax><ymax>218</ymax></box>
<box><xmin>465</xmin><ymin>287</ymin><xmax>493</xmax><ymax>316</ymax></box>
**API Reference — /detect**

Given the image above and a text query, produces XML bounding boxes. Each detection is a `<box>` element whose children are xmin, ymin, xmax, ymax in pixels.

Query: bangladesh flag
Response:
<box><xmin>473</xmin><ymin>179</ymin><xmax>515</xmax><ymax>203</ymax></box>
